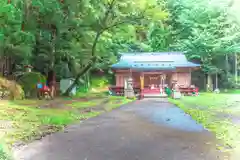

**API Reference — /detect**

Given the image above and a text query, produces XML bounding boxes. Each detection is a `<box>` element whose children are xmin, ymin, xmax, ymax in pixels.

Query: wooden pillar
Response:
<box><xmin>130</xmin><ymin>69</ymin><xmax>133</xmax><ymax>87</ymax></box>
<box><xmin>189</xmin><ymin>68</ymin><xmax>192</xmax><ymax>85</ymax></box>
<box><xmin>140</xmin><ymin>72</ymin><xmax>144</xmax><ymax>99</ymax></box>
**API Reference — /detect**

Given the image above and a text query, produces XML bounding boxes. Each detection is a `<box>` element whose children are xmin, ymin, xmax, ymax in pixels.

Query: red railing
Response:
<box><xmin>179</xmin><ymin>87</ymin><xmax>199</xmax><ymax>95</ymax></box>
<box><xmin>109</xmin><ymin>86</ymin><xmax>199</xmax><ymax>98</ymax></box>
<box><xmin>108</xmin><ymin>86</ymin><xmax>141</xmax><ymax>96</ymax></box>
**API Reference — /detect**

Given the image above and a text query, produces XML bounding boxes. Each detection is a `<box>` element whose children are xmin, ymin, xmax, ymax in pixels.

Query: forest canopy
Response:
<box><xmin>0</xmin><ymin>0</ymin><xmax>240</xmax><ymax>93</ymax></box>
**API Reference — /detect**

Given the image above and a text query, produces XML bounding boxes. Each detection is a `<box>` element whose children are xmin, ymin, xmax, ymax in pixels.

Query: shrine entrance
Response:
<box><xmin>141</xmin><ymin>72</ymin><xmax>168</xmax><ymax>95</ymax></box>
<box><xmin>144</xmin><ymin>74</ymin><xmax>166</xmax><ymax>88</ymax></box>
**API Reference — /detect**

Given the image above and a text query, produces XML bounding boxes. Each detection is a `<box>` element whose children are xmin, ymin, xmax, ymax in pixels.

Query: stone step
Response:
<box><xmin>143</xmin><ymin>93</ymin><xmax>168</xmax><ymax>98</ymax></box>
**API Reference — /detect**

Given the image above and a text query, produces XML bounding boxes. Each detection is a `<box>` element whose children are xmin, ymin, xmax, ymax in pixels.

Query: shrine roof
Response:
<box><xmin>111</xmin><ymin>52</ymin><xmax>200</xmax><ymax>70</ymax></box>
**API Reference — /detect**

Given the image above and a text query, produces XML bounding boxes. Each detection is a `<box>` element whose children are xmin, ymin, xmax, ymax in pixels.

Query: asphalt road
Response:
<box><xmin>13</xmin><ymin>99</ymin><xmax>228</xmax><ymax>160</ymax></box>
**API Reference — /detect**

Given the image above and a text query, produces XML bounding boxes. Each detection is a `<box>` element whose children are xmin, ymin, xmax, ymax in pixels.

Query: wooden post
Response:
<box><xmin>189</xmin><ymin>68</ymin><xmax>192</xmax><ymax>85</ymax></box>
<box><xmin>140</xmin><ymin>72</ymin><xmax>144</xmax><ymax>99</ymax></box>
<box><xmin>130</xmin><ymin>69</ymin><xmax>133</xmax><ymax>87</ymax></box>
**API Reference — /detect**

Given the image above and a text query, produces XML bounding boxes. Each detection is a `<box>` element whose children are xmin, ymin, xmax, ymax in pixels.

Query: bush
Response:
<box><xmin>17</xmin><ymin>72</ymin><xmax>46</xmax><ymax>98</ymax></box>
<box><xmin>0</xmin><ymin>77</ymin><xmax>24</xmax><ymax>100</ymax></box>
<box><xmin>219</xmin><ymin>74</ymin><xmax>239</xmax><ymax>89</ymax></box>
<box><xmin>91</xmin><ymin>77</ymin><xmax>108</xmax><ymax>88</ymax></box>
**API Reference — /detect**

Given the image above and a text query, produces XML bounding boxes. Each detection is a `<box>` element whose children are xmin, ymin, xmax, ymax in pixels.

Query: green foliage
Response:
<box><xmin>1</xmin><ymin>0</ymin><xmax>168</xmax><ymax>88</ymax></box>
<box><xmin>0</xmin><ymin>1</ymin><xmax>35</xmax><ymax>61</ymax></box>
<box><xmin>1</xmin><ymin>0</ymin><xmax>240</xmax><ymax>91</ymax></box>
<box><xmin>17</xmin><ymin>72</ymin><xmax>46</xmax><ymax>97</ymax></box>
<box><xmin>220</xmin><ymin>74</ymin><xmax>240</xmax><ymax>89</ymax></box>
<box><xmin>147</xmin><ymin>22</ymin><xmax>172</xmax><ymax>51</ymax></box>
<box><xmin>166</xmin><ymin>0</ymin><xmax>240</xmax><ymax>74</ymax></box>
<box><xmin>225</xmin><ymin>89</ymin><xmax>240</xmax><ymax>94</ymax></box>
<box><xmin>41</xmin><ymin>113</ymin><xmax>76</xmax><ymax>126</ymax></box>
<box><xmin>169</xmin><ymin>93</ymin><xmax>240</xmax><ymax>149</ymax></box>
<box><xmin>91</xmin><ymin>77</ymin><xmax>109</xmax><ymax>88</ymax></box>
<box><xmin>0</xmin><ymin>144</ymin><xmax>11</xmax><ymax>160</ymax></box>
<box><xmin>1</xmin><ymin>0</ymin><xmax>170</xmax><ymax>95</ymax></box>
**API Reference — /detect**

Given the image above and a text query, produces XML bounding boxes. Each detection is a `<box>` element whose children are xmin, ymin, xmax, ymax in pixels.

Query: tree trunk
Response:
<box><xmin>62</xmin><ymin>0</ymin><xmax>144</xmax><ymax>96</ymax></box>
<box><xmin>204</xmin><ymin>74</ymin><xmax>207</xmax><ymax>91</ymax></box>
<box><xmin>84</xmin><ymin>72</ymin><xmax>90</xmax><ymax>92</ymax></box>
<box><xmin>215</xmin><ymin>73</ymin><xmax>218</xmax><ymax>89</ymax></box>
<box><xmin>63</xmin><ymin>31</ymin><xmax>102</xmax><ymax>96</ymax></box>
<box><xmin>63</xmin><ymin>56</ymin><xmax>97</xmax><ymax>95</ymax></box>
<box><xmin>87</xmin><ymin>71</ymin><xmax>90</xmax><ymax>89</ymax></box>
<box><xmin>235</xmin><ymin>53</ymin><xmax>238</xmax><ymax>84</ymax></box>
<box><xmin>225</xmin><ymin>54</ymin><xmax>229</xmax><ymax>73</ymax></box>
<box><xmin>207</xmin><ymin>74</ymin><xmax>213</xmax><ymax>92</ymax></box>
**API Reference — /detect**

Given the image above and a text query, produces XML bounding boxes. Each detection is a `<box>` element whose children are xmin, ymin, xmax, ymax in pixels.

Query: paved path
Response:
<box><xmin>13</xmin><ymin>99</ymin><xmax>228</xmax><ymax>160</ymax></box>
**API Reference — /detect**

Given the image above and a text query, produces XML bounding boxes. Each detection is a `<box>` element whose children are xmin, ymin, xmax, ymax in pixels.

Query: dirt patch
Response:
<box><xmin>39</xmin><ymin>101</ymin><xmax>71</xmax><ymax>110</ymax></box>
<box><xmin>217</xmin><ymin>113</ymin><xmax>240</xmax><ymax>120</ymax></box>
<box><xmin>101</xmin><ymin>98</ymin><xmax>110</xmax><ymax>104</ymax></box>
<box><xmin>38</xmin><ymin>97</ymin><xmax>106</xmax><ymax>109</ymax></box>
<box><xmin>0</xmin><ymin>120</ymin><xmax>12</xmax><ymax>129</ymax></box>
<box><xmin>5</xmin><ymin>108</ymin><xmax>18</xmax><ymax>114</ymax></box>
<box><xmin>113</xmin><ymin>99</ymin><xmax>124</xmax><ymax>104</ymax></box>
<box><xmin>12</xmin><ymin>125</ymin><xmax>62</xmax><ymax>148</ymax></box>
<box><xmin>77</xmin><ymin>99</ymin><xmax>109</xmax><ymax>113</ymax></box>
<box><xmin>34</xmin><ymin>125</ymin><xmax>61</xmax><ymax>140</ymax></box>
<box><xmin>80</xmin><ymin>107</ymin><xmax>104</xmax><ymax>113</ymax></box>
<box><xmin>223</xmin><ymin>101</ymin><xmax>240</xmax><ymax>108</ymax></box>
<box><xmin>0</xmin><ymin>120</ymin><xmax>13</xmax><ymax>138</ymax></box>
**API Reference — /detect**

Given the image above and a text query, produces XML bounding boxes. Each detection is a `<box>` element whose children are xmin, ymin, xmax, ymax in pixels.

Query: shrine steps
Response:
<box><xmin>143</xmin><ymin>93</ymin><xmax>168</xmax><ymax>98</ymax></box>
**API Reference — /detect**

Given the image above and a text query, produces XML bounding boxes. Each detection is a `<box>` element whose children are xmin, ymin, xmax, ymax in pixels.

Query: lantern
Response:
<box><xmin>24</xmin><ymin>65</ymin><xmax>33</xmax><ymax>72</ymax></box>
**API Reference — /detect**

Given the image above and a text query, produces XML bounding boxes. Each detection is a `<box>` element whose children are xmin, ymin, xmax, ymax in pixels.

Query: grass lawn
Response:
<box><xmin>0</xmin><ymin>92</ymin><xmax>133</xmax><ymax>153</ymax></box>
<box><xmin>169</xmin><ymin>92</ymin><xmax>240</xmax><ymax>153</ymax></box>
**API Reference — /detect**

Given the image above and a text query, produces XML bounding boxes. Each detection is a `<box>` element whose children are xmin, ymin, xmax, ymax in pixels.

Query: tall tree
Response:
<box><xmin>0</xmin><ymin>0</ymin><xmax>35</xmax><ymax>63</ymax></box>
<box><xmin>166</xmin><ymin>0</ymin><xmax>240</xmax><ymax>89</ymax></box>
<box><xmin>63</xmin><ymin>0</ymin><xmax>168</xmax><ymax>95</ymax></box>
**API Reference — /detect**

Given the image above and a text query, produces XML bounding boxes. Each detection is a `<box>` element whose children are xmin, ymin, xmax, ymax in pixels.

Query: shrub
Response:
<box><xmin>0</xmin><ymin>77</ymin><xmax>24</xmax><ymax>100</ymax></box>
<box><xmin>220</xmin><ymin>74</ymin><xmax>239</xmax><ymax>89</ymax></box>
<box><xmin>91</xmin><ymin>77</ymin><xmax>108</xmax><ymax>88</ymax></box>
<box><xmin>17</xmin><ymin>72</ymin><xmax>46</xmax><ymax>98</ymax></box>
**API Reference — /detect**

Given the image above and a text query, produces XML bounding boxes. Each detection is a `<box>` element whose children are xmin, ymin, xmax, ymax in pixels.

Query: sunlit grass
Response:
<box><xmin>0</xmin><ymin>94</ymin><xmax>134</xmax><ymax>146</ymax></box>
<box><xmin>75</xmin><ymin>91</ymin><xmax>108</xmax><ymax>99</ymax></box>
<box><xmin>69</xmin><ymin>101</ymin><xmax>98</xmax><ymax>108</ymax></box>
<box><xmin>180</xmin><ymin>93</ymin><xmax>239</xmax><ymax>109</ymax></box>
<box><xmin>104</xmin><ymin>97</ymin><xmax>133</xmax><ymax>111</ymax></box>
<box><xmin>11</xmin><ymin>99</ymin><xmax>45</xmax><ymax>106</ymax></box>
<box><xmin>169</xmin><ymin>92</ymin><xmax>240</xmax><ymax>150</ymax></box>
<box><xmin>223</xmin><ymin>89</ymin><xmax>240</xmax><ymax>94</ymax></box>
<box><xmin>0</xmin><ymin>143</ymin><xmax>11</xmax><ymax>160</ymax></box>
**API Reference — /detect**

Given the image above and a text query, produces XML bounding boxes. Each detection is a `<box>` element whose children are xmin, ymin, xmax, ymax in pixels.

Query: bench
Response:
<box><xmin>108</xmin><ymin>86</ymin><xmax>124</xmax><ymax>96</ymax></box>
<box><xmin>179</xmin><ymin>87</ymin><xmax>199</xmax><ymax>96</ymax></box>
